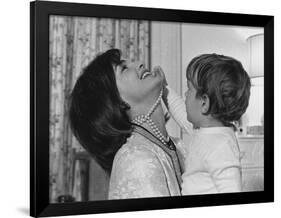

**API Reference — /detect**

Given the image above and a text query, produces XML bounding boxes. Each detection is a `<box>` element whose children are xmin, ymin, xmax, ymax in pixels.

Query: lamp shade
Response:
<box><xmin>247</xmin><ymin>34</ymin><xmax>264</xmax><ymax>78</ymax></box>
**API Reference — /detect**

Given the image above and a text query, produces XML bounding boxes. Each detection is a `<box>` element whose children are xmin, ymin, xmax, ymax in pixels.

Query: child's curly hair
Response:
<box><xmin>186</xmin><ymin>53</ymin><xmax>251</xmax><ymax>127</ymax></box>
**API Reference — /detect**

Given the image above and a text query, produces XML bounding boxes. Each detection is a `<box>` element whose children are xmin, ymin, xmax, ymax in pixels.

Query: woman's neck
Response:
<box><xmin>130</xmin><ymin>104</ymin><xmax>168</xmax><ymax>139</ymax></box>
<box><xmin>143</xmin><ymin>105</ymin><xmax>168</xmax><ymax>138</ymax></box>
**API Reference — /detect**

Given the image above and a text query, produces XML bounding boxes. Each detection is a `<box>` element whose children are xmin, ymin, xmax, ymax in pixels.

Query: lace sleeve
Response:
<box><xmin>108</xmin><ymin>147</ymin><xmax>170</xmax><ymax>199</ymax></box>
<box><xmin>165</xmin><ymin>86</ymin><xmax>193</xmax><ymax>136</ymax></box>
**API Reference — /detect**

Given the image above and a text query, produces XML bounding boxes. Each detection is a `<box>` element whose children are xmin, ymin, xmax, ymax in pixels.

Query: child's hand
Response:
<box><xmin>152</xmin><ymin>66</ymin><xmax>169</xmax><ymax>106</ymax></box>
<box><xmin>152</xmin><ymin>66</ymin><xmax>168</xmax><ymax>86</ymax></box>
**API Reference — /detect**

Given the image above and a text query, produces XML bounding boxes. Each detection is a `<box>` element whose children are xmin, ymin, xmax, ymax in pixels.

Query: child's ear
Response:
<box><xmin>201</xmin><ymin>94</ymin><xmax>210</xmax><ymax>114</ymax></box>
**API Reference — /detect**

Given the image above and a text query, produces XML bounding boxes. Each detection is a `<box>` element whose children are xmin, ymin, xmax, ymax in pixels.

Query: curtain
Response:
<box><xmin>49</xmin><ymin>15</ymin><xmax>150</xmax><ymax>203</ymax></box>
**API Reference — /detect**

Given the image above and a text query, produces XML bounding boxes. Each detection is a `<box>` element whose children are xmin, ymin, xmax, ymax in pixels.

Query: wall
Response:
<box><xmin>181</xmin><ymin>23</ymin><xmax>252</xmax><ymax>95</ymax></box>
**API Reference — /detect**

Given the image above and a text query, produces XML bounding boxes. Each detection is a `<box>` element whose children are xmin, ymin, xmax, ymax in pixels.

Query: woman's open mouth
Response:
<box><xmin>140</xmin><ymin>70</ymin><xmax>155</xmax><ymax>80</ymax></box>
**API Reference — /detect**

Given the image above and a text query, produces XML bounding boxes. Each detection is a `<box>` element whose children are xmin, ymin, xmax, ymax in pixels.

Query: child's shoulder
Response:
<box><xmin>195</xmin><ymin>127</ymin><xmax>232</xmax><ymax>141</ymax></box>
<box><xmin>193</xmin><ymin>127</ymin><xmax>238</xmax><ymax>154</ymax></box>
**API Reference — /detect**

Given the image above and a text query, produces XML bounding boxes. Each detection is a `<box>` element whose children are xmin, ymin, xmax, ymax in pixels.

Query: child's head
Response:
<box><xmin>185</xmin><ymin>54</ymin><xmax>251</xmax><ymax>128</ymax></box>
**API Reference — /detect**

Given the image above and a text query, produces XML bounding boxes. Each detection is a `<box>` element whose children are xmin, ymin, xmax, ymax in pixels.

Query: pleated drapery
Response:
<box><xmin>49</xmin><ymin>15</ymin><xmax>150</xmax><ymax>203</ymax></box>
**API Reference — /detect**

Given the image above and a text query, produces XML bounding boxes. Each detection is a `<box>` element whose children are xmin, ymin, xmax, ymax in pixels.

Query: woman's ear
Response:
<box><xmin>121</xmin><ymin>100</ymin><xmax>131</xmax><ymax>110</ymax></box>
<box><xmin>201</xmin><ymin>94</ymin><xmax>210</xmax><ymax>114</ymax></box>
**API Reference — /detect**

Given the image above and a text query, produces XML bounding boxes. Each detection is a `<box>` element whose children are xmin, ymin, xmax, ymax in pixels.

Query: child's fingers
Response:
<box><xmin>154</xmin><ymin>66</ymin><xmax>164</xmax><ymax>75</ymax></box>
<box><xmin>152</xmin><ymin>66</ymin><xmax>168</xmax><ymax>85</ymax></box>
<box><xmin>152</xmin><ymin>66</ymin><xmax>160</xmax><ymax>74</ymax></box>
<box><xmin>158</xmin><ymin>67</ymin><xmax>168</xmax><ymax>86</ymax></box>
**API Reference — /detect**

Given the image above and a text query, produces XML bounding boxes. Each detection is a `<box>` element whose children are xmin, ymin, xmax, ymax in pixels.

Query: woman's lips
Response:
<box><xmin>141</xmin><ymin>71</ymin><xmax>152</xmax><ymax>79</ymax></box>
<box><xmin>140</xmin><ymin>69</ymin><xmax>153</xmax><ymax>79</ymax></box>
<box><xmin>139</xmin><ymin>68</ymin><xmax>159</xmax><ymax>80</ymax></box>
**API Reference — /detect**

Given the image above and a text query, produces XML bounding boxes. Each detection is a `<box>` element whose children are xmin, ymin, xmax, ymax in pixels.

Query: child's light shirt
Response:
<box><xmin>166</xmin><ymin>86</ymin><xmax>242</xmax><ymax>195</ymax></box>
<box><xmin>181</xmin><ymin>127</ymin><xmax>242</xmax><ymax>194</ymax></box>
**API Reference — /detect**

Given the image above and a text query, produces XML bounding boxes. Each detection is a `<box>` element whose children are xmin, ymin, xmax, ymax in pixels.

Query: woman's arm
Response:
<box><xmin>108</xmin><ymin>147</ymin><xmax>170</xmax><ymax>199</ymax></box>
<box><xmin>163</xmin><ymin>86</ymin><xmax>193</xmax><ymax>136</ymax></box>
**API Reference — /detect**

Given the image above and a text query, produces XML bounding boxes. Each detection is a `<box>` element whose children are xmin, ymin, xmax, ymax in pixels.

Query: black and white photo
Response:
<box><xmin>30</xmin><ymin>1</ymin><xmax>274</xmax><ymax>217</ymax></box>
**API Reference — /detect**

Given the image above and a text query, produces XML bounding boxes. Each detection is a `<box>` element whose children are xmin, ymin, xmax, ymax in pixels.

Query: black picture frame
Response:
<box><xmin>30</xmin><ymin>0</ymin><xmax>274</xmax><ymax>217</ymax></box>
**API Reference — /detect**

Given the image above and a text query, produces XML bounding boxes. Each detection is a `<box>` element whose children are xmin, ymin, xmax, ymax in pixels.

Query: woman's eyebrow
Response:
<box><xmin>114</xmin><ymin>60</ymin><xmax>126</xmax><ymax>72</ymax></box>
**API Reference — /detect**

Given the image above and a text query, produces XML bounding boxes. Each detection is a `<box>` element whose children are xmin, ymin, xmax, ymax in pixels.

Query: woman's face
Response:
<box><xmin>114</xmin><ymin>60</ymin><xmax>163</xmax><ymax>109</ymax></box>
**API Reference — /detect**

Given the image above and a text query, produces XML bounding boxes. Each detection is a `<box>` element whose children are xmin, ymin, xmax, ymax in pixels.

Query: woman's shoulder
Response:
<box><xmin>113</xmin><ymin>133</ymin><xmax>162</xmax><ymax>166</ymax></box>
<box><xmin>109</xmin><ymin>134</ymin><xmax>177</xmax><ymax>199</ymax></box>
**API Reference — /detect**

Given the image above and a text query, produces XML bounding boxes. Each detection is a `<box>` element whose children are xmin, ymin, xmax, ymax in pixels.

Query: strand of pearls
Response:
<box><xmin>132</xmin><ymin>89</ymin><xmax>170</xmax><ymax>147</ymax></box>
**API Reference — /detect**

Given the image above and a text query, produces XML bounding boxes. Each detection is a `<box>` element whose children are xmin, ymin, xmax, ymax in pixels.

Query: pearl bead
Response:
<box><xmin>132</xmin><ymin>90</ymin><xmax>171</xmax><ymax>148</ymax></box>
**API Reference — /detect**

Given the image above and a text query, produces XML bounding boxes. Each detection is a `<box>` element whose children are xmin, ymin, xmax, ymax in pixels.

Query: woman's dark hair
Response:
<box><xmin>186</xmin><ymin>53</ymin><xmax>251</xmax><ymax>127</ymax></box>
<box><xmin>69</xmin><ymin>49</ymin><xmax>132</xmax><ymax>173</ymax></box>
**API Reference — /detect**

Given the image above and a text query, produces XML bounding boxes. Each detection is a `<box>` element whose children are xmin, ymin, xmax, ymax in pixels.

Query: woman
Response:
<box><xmin>69</xmin><ymin>49</ymin><xmax>185</xmax><ymax>199</ymax></box>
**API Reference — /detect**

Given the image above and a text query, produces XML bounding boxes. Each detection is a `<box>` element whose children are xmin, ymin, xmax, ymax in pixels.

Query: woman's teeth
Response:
<box><xmin>141</xmin><ymin>71</ymin><xmax>152</xmax><ymax>79</ymax></box>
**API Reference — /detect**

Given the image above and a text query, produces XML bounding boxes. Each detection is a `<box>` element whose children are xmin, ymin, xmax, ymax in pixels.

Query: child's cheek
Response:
<box><xmin>185</xmin><ymin>98</ymin><xmax>188</xmax><ymax>111</ymax></box>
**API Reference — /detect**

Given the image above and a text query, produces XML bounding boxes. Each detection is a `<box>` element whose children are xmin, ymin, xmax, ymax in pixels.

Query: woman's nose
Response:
<box><xmin>135</xmin><ymin>62</ymin><xmax>144</xmax><ymax>70</ymax></box>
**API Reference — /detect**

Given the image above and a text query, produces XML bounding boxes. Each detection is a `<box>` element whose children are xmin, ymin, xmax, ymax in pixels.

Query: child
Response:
<box><xmin>163</xmin><ymin>54</ymin><xmax>251</xmax><ymax>195</ymax></box>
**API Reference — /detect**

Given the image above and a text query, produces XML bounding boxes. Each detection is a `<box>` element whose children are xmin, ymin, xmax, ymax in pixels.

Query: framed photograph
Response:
<box><xmin>30</xmin><ymin>0</ymin><xmax>274</xmax><ymax>217</ymax></box>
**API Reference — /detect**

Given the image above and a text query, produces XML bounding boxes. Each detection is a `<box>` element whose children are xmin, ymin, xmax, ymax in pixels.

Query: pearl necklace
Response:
<box><xmin>132</xmin><ymin>90</ymin><xmax>170</xmax><ymax>147</ymax></box>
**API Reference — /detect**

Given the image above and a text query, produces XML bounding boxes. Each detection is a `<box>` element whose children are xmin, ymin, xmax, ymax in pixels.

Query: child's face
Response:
<box><xmin>185</xmin><ymin>81</ymin><xmax>203</xmax><ymax>128</ymax></box>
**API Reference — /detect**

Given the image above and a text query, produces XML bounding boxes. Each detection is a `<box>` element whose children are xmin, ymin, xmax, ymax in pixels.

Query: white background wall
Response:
<box><xmin>0</xmin><ymin>0</ymin><xmax>279</xmax><ymax>218</ymax></box>
<box><xmin>180</xmin><ymin>24</ymin><xmax>262</xmax><ymax>93</ymax></box>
